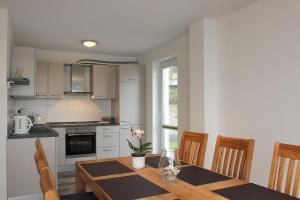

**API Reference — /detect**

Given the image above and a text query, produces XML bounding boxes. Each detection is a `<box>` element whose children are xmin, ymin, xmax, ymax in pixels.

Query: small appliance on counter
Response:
<box><xmin>28</xmin><ymin>113</ymin><xmax>46</xmax><ymax>125</ymax></box>
<box><xmin>14</xmin><ymin>115</ymin><xmax>33</xmax><ymax>134</ymax></box>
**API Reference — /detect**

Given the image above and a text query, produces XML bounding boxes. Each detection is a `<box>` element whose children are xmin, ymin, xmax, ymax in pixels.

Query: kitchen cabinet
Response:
<box><xmin>92</xmin><ymin>65</ymin><xmax>115</xmax><ymax>99</ymax></box>
<box><xmin>119</xmin><ymin>64</ymin><xmax>145</xmax><ymax>83</ymax></box>
<box><xmin>54</xmin><ymin>128</ymin><xmax>65</xmax><ymax>166</ymax></box>
<box><xmin>48</xmin><ymin>62</ymin><xmax>64</xmax><ymax>98</ymax></box>
<box><xmin>97</xmin><ymin>147</ymin><xmax>119</xmax><ymax>159</ymax></box>
<box><xmin>115</xmin><ymin>64</ymin><xmax>146</xmax><ymax>157</ymax></box>
<box><xmin>10</xmin><ymin>47</ymin><xmax>36</xmax><ymax>96</ymax></box>
<box><xmin>7</xmin><ymin>137</ymin><xmax>56</xmax><ymax>198</ymax></box>
<box><xmin>96</xmin><ymin>126</ymin><xmax>120</xmax><ymax>159</ymax></box>
<box><xmin>119</xmin><ymin>82</ymin><xmax>146</xmax><ymax>125</ymax></box>
<box><xmin>35</xmin><ymin>61</ymin><xmax>48</xmax><ymax>97</ymax></box>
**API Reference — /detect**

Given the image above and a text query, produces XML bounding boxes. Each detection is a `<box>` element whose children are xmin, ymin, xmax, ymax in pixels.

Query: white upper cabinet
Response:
<box><xmin>48</xmin><ymin>62</ymin><xmax>64</xmax><ymax>98</ymax></box>
<box><xmin>35</xmin><ymin>62</ymin><xmax>64</xmax><ymax>98</ymax></box>
<box><xmin>35</xmin><ymin>61</ymin><xmax>48</xmax><ymax>97</ymax></box>
<box><xmin>92</xmin><ymin>65</ymin><xmax>116</xmax><ymax>99</ymax></box>
<box><xmin>119</xmin><ymin>82</ymin><xmax>146</xmax><ymax>125</ymax></box>
<box><xmin>10</xmin><ymin>47</ymin><xmax>36</xmax><ymax>96</ymax></box>
<box><xmin>119</xmin><ymin>64</ymin><xmax>145</xmax><ymax>83</ymax></box>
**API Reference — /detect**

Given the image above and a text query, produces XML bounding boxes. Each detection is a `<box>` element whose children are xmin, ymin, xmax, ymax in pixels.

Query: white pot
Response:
<box><xmin>132</xmin><ymin>155</ymin><xmax>145</xmax><ymax>169</ymax></box>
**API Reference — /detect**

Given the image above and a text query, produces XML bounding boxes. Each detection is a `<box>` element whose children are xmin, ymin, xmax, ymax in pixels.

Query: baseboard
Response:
<box><xmin>8</xmin><ymin>194</ymin><xmax>43</xmax><ymax>200</ymax></box>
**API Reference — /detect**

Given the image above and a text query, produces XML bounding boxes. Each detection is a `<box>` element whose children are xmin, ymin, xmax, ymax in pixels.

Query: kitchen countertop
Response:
<box><xmin>48</xmin><ymin>121</ymin><xmax>120</xmax><ymax>127</ymax></box>
<box><xmin>7</xmin><ymin>124</ymin><xmax>59</xmax><ymax>139</ymax></box>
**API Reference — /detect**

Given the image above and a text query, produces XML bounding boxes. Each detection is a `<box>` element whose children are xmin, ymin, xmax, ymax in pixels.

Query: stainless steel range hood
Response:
<box><xmin>64</xmin><ymin>64</ymin><xmax>92</xmax><ymax>94</ymax></box>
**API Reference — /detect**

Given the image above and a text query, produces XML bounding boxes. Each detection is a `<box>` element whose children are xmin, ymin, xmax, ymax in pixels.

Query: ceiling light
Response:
<box><xmin>81</xmin><ymin>40</ymin><xmax>98</xmax><ymax>48</ymax></box>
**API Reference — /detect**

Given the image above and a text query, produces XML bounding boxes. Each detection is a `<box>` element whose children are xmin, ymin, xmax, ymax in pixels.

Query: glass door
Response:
<box><xmin>161</xmin><ymin>58</ymin><xmax>178</xmax><ymax>150</ymax></box>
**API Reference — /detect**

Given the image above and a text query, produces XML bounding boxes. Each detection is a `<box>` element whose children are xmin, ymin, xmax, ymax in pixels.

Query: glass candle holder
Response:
<box><xmin>158</xmin><ymin>149</ymin><xmax>181</xmax><ymax>182</ymax></box>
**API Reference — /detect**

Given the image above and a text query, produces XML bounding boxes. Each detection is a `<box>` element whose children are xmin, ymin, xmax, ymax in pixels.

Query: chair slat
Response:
<box><xmin>233</xmin><ymin>150</ymin><xmax>242</xmax><ymax>178</ymax></box>
<box><xmin>238</xmin><ymin>151</ymin><xmax>246</xmax><ymax>179</ymax></box>
<box><xmin>217</xmin><ymin>147</ymin><xmax>225</xmax><ymax>173</ymax></box>
<box><xmin>285</xmin><ymin>159</ymin><xmax>295</xmax><ymax>194</ymax></box>
<box><xmin>292</xmin><ymin>161</ymin><xmax>300</xmax><ymax>197</ymax></box>
<box><xmin>228</xmin><ymin>149</ymin><xmax>237</xmax><ymax>177</ymax></box>
<box><xmin>222</xmin><ymin>148</ymin><xmax>230</xmax><ymax>175</ymax></box>
<box><xmin>276</xmin><ymin>157</ymin><xmax>286</xmax><ymax>192</ymax></box>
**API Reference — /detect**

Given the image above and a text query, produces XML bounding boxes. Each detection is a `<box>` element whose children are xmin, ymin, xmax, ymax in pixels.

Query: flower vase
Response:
<box><xmin>132</xmin><ymin>153</ymin><xmax>145</xmax><ymax>169</ymax></box>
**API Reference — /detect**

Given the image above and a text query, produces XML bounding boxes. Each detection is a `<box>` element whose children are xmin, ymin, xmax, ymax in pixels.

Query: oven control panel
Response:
<box><xmin>66</xmin><ymin>126</ymin><xmax>96</xmax><ymax>134</ymax></box>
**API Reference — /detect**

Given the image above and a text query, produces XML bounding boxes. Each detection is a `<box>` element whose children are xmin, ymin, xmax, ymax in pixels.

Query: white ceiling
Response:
<box><xmin>0</xmin><ymin>0</ymin><xmax>258</xmax><ymax>56</ymax></box>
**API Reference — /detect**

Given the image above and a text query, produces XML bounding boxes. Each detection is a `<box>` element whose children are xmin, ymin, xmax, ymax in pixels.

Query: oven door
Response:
<box><xmin>66</xmin><ymin>132</ymin><xmax>96</xmax><ymax>156</ymax></box>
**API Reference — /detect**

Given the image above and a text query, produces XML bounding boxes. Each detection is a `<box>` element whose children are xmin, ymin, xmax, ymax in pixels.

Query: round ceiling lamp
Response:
<box><xmin>81</xmin><ymin>40</ymin><xmax>99</xmax><ymax>48</ymax></box>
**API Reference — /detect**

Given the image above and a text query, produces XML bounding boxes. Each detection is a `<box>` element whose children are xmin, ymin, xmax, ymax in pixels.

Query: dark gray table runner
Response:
<box><xmin>177</xmin><ymin>165</ymin><xmax>231</xmax><ymax>186</ymax></box>
<box><xmin>96</xmin><ymin>175</ymin><xmax>169</xmax><ymax>200</ymax></box>
<box><xmin>214</xmin><ymin>183</ymin><xmax>300</xmax><ymax>200</ymax></box>
<box><xmin>81</xmin><ymin>161</ymin><xmax>134</xmax><ymax>177</ymax></box>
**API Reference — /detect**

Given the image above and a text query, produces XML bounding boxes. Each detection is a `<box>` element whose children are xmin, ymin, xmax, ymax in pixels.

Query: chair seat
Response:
<box><xmin>60</xmin><ymin>192</ymin><xmax>98</xmax><ymax>200</ymax></box>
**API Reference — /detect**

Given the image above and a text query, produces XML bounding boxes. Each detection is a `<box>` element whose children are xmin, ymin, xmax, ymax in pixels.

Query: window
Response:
<box><xmin>161</xmin><ymin>58</ymin><xmax>178</xmax><ymax>150</ymax></box>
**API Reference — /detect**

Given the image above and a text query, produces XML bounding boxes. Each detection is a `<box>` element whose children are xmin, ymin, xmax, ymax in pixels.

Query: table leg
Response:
<box><xmin>75</xmin><ymin>164</ymin><xmax>86</xmax><ymax>193</ymax></box>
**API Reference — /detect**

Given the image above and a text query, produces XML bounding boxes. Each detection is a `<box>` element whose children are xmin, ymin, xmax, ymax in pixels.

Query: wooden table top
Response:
<box><xmin>75</xmin><ymin>155</ymin><xmax>247</xmax><ymax>200</ymax></box>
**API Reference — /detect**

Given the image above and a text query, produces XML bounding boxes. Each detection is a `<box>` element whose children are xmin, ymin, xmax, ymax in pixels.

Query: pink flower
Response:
<box><xmin>132</xmin><ymin>129</ymin><xmax>144</xmax><ymax>139</ymax></box>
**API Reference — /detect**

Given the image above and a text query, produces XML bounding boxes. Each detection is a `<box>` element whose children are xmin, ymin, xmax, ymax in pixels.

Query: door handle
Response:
<box><xmin>103</xmin><ymin>134</ymin><xmax>112</xmax><ymax>138</ymax></box>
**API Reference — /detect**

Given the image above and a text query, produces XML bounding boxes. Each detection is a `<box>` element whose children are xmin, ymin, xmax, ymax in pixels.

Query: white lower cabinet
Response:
<box><xmin>97</xmin><ymin>132</ymin><xmax>119</xmax><ymax>147</ymax></box>
<box><xmin>54</xmin><ymin>127</ymin><xmax>66</xmax><ymax>166</ymax></box>
<box><xmin>97</xmin><ymin>147</ymin><xmax>119</xmax><ymax>159</ymax></box>
<box><xmin>119</xmin><ymin>125</ymin><xmax>133</xmax><ymax>157</ymax></box>
<box><xmin>96</xmin><ymin>125</ymin><xmax>120</xmax><ymax>159</ymax></box>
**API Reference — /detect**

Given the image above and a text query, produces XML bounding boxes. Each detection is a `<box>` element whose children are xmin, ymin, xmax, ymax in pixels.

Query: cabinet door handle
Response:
<box><xmin>103</xmin><ymin>134</ymin><xmax>112</xmax><ymax>138</ymax></box>
<box><xmin>51</xmin><ymin>94</ymin><xmax>62</xmax><ymax>97</ymax></box>
<box><xmin>121</xmin><ymin>127</ymin><xmax>130</xmax><ymax>130</ymax></box>
<box><xmin>128</xmin><ymin>78</ymin><xmax>137</xmax><ymax>81</ymax></box>
<box><xmin>103</xmin><ymin>149</ymin><xmax>111</xmax><ymax>152</ymax></box>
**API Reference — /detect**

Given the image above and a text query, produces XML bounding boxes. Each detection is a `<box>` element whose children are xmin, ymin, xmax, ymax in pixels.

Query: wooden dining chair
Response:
<box><xmin>179</xmin><ymin>131</ymin><xmax>208</xmax><ymax>167</ymax></box>
<box><xmin>40</xmin><ymin>167</ymin><xmax>60</xmax><ymax>200</ymax></box>
<box><xmin>268</xmin><ymin>142</ymin><xmax>300</xmax><ymax>197</ymax></box>
<box><xmin>36</xmin><ymin>140</ymin><xmax>98</xmax><ymax>200</ymax></box>
<box><xmin>35</xmin><ymin>148</ymin><xmax>49</xmax><ymax>174</ymax></box>
<box><xmin>35</xmin><ymin>138</ymin><xmax>49</xmax><ymax>164</ymax></box>
<box><xmin>211</xmin><ymin>135</ymin><xmax>255</xmax><ymax>181</ymax></box>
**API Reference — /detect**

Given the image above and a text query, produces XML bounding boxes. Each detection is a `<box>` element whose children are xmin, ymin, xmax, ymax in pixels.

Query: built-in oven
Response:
<box><xmin>65</xmin><ymin>126</ymin><xmax>96</xmax><ymax>157</ymax></box>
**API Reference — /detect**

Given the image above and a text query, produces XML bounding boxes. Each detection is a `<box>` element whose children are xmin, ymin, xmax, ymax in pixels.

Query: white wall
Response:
<box><xmin>0</xmin><ymin>8</ymin><xmax>10</xmax><ymax>200</ymax></box>
<box><xmin>215</xmin><ymin>0</ymin><xmax>300</xmax><ymax>186</ymax></box>
<box><xmin>138</xmin><ymin>34</ymin><xmax>189</xmax><ymax>152</ymax></box>
<box><xmin>189</xmin><ymin>20</ymin><xmax>204</xmax><ymax>132</ymax></box>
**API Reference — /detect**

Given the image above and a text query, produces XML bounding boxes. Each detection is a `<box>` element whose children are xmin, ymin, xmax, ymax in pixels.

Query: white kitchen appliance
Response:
<box><xmin>14</xmin><ymin>115</ymin><xmax>33</xmax><ymax>134</ymax></box>
<box><xmin>32</xmin><ymin>114</ymin><xmax>46</xmax><ymax>124</ymax></box>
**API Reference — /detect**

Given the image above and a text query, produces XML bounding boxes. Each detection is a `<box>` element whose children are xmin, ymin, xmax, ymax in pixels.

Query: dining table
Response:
<box><xmin>75</xmin><ymin>155</ymin><xmax>299</xmax><ymax>200</ymax></box>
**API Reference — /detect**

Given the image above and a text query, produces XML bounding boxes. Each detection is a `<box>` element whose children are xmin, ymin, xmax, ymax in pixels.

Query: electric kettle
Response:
<box><xmin>14</xmin><ymin>115</ymin><xmax>33</xmax><ymax>134</ymax></box>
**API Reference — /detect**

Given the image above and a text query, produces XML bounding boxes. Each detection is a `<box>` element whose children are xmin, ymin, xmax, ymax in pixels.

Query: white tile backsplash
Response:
<box><xmin>15</xmin><ymin>95</ymin><xmax>112</xmax><ymax>122</ymax></box>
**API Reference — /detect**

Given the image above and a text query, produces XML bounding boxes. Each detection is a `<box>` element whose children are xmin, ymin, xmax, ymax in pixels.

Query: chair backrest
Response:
<box><xmin>35</xmin><ymin>148</ymin><xmax>49</xmax><ymax>175</ymax></box>
<box><xmin>179</xmin><ymin>131</ymin><xmax>208</xmax><ymax>167</ymax></box>
<box><xmin>35</xmin><ymin>138</ymin><xmax>43</xmax><ymax>149</ymax></box>
<box><xmin>40</xmin><ymin>167</ymin><xmax>60</xmax><ymax>200</ymax></box>
<box><xmin>211</xmin><ymin>135</ymin><xmax>255</xmax><ymax>181</ymax></box>
<box><xmin>268</xmin><ymin>142</ymin><xmax>300</xmax><ymax>197</ymax></box>
<box><xmin>35</xmin><ymin>139</ymin><xmax>49</xmax><ymax>164</ymax></box>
